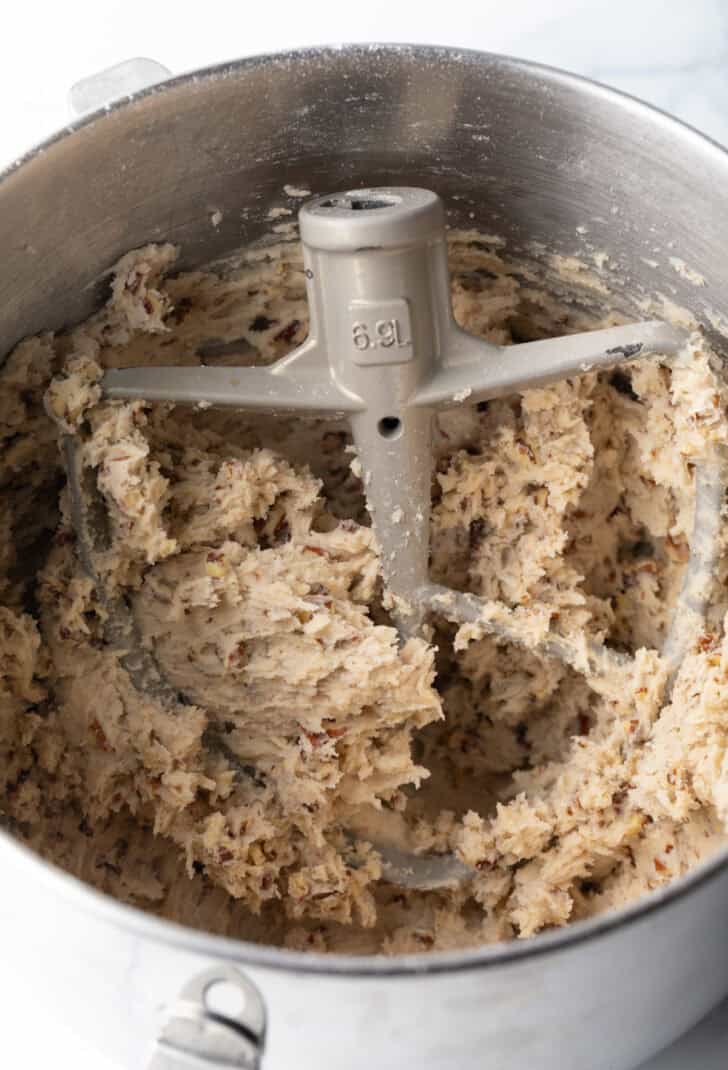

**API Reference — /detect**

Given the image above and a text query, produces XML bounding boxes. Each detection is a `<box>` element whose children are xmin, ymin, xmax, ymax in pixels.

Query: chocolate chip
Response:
<box><xmin>249</xmin><ymin>315</ymin><xmax>276</xmax><ymax>332</ymax></box>
<box><xmin>273</xmin><ymin>319</ymin><xmax>301</xmax><ymax>344</ymax></box>
<box><xmin>609</xmin><ymin>371</ymin><xmax>639</xmax><ymax>401</ymax></box>
<box><xmin>469</xmin><ymin>518</ymin><xmax>489</xmax><ymax>548</ymax></box>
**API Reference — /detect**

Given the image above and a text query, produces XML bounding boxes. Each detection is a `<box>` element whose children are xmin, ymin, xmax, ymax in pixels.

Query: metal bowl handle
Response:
<box><xmin>147</xmin><ymin>965</ymin><xmax>266</xmax><ymax>1069</ymax></box>
<box><xmin>68</xmin><ymin>58</ymin><xmax>172</xmax><ymax>117</ymax></box>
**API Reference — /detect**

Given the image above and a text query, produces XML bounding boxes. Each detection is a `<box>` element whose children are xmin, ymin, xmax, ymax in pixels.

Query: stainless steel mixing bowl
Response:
<box><xmin>2</xmin><ymin>44</ymin><xmax>728</xmax><ymax>1070</ymax></box>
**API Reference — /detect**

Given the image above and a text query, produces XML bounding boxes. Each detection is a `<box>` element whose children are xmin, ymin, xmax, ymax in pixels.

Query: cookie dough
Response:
<box><xmin>2</xmin><ymin>234</ymin><xmax>728</xmax><ymax>954</ymax></box>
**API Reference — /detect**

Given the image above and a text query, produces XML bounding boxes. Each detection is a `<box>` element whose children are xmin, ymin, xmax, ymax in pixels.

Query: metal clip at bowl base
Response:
<box><xmin>148</xmin><ymin>965</ymin><xmax>266</xmax><ymax>1070</ymax></box>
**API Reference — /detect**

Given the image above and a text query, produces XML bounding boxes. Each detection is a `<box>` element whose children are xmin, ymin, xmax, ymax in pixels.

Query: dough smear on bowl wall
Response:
<box><xmin>3</xmin><ymin>222</ymin><xmax>728</xmax><ymax>956</ymax></box>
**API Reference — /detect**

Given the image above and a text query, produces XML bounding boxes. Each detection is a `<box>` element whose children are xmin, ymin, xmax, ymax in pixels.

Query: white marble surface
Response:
<box><xmin>4</xmin><ymin>1</ymin><xmax>728</xmax><ymax>1066</ymax></box>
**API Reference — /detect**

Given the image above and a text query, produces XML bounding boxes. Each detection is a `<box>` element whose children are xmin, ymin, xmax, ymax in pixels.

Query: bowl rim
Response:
<box><xmin>2</xmin><ymin>40</ymin><xmax>728</xmax><ymax>978</ymax></box>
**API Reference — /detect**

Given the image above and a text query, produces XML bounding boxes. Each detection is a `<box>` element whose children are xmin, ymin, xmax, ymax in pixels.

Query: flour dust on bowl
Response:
<box><xmin>2</xmin><ymin>45</ymin><xmax>728</xmax><ymax>1070</ymax></box>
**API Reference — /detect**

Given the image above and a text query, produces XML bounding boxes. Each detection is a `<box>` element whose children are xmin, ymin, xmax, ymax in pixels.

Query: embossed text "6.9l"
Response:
<box><xmin>352</xmin><ymin>319</ymin><xmax>411</xmax><ymax>351</ymax></box>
